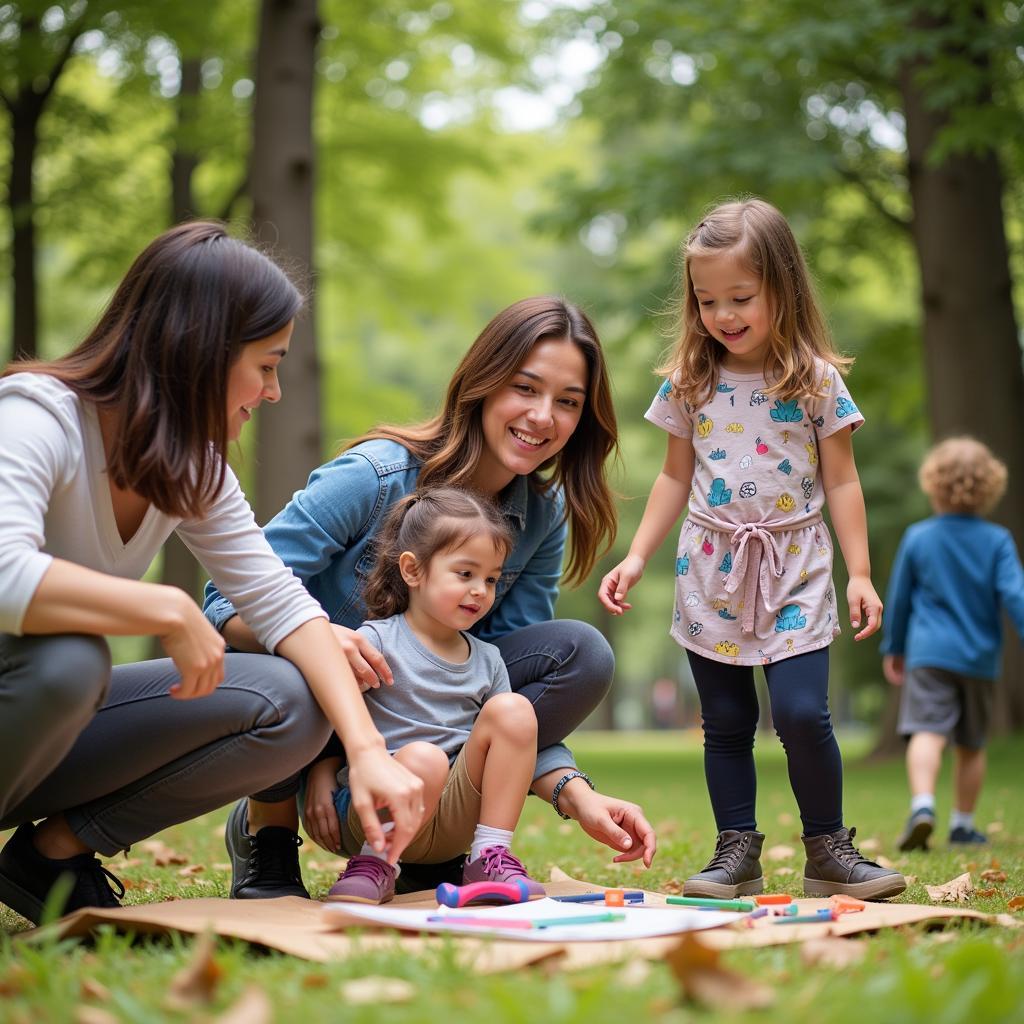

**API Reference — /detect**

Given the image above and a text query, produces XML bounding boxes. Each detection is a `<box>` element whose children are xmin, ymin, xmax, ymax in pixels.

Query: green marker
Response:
<box><xmin>665</xmin><ymin>896</ymin><xmax>756</xmax><ymax>911</ymax></box>
<box><xmin>534</xmin><ymin>911</ymin><xmax>626</xmax><ymax>928</ymax></box>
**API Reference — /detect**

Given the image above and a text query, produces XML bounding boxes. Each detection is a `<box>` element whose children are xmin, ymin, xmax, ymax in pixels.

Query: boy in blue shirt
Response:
<box><xmin>882</xmin><ymin>438</ymin><xmax>1024</xmax><ymax>850</ymax></box>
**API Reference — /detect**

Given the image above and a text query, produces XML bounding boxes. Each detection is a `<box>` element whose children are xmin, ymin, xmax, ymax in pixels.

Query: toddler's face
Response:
<box><xmin>690</xmin><ymin>252</ymin><xmax>771</xmax><ymax>372</ymax></box>
<box><xmin>412</xmin><ymin>532</ymin><xmax>506</xmax><ymax>633</ymax></box>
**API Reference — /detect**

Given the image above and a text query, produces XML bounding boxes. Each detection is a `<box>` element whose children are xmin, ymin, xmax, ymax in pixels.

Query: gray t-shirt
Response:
<box><xmin>337</xmin><ymin>612</ymin><xmax>510</xmax><ymax>787</ymax></box>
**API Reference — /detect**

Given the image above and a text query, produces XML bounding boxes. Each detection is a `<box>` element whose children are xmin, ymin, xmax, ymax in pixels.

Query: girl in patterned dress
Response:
<box><xmin>599</xmin><ymin>198</ymin><xmax>905</xmax><ymax>901</ymax></box>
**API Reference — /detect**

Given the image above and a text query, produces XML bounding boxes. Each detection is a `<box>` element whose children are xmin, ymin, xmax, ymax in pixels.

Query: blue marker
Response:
<box><xmin>773</xmin><ymin>907</ymin><xmax>834</xmax><ymax>924</ymax></box>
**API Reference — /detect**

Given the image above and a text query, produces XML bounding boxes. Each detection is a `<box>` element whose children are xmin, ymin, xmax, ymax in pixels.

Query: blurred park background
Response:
<box><xmin>2</xmin><ymin>0</ymin><xmax>1022</xmax><ymax>754</ymax></box>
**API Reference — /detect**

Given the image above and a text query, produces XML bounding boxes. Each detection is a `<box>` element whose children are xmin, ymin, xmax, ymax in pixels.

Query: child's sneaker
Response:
<box><xmin>949</xmin><ymin>826</ymin><xmax>988</xmax><ymax>845</ymax></box>
<box><xmin>326</xmin><ymin>855</ymin><xmax>397</xmax><ymax>904</ymax></box>
<box><xmin>896</xmin><ymin>807</ymin><xmax>935</xmax><ymax>851</ymax></box>
<box><xmin>462</xmin><ymin>846</ymin><xmax>546</xmax><ymax>898</ymax></box>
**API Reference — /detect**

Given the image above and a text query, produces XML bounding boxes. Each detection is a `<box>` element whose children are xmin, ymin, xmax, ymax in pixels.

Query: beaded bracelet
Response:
<box><xmin>551</xmin><ymin>770</ymin><xmax>594</xmax><ymax>820</ymax></box>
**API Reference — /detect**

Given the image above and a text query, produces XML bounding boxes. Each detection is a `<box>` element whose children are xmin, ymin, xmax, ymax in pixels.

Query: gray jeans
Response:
<box><xmin>0</xmin><ymin>633</ymin><xmax>331</xmax><ymax>855</ymax></box>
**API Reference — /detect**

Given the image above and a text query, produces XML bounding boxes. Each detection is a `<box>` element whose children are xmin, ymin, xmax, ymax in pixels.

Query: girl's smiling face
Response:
<box><xmin>690</xmin><ymin>252</ymin><xmax>772</xmax><ymax>372</ymax></box>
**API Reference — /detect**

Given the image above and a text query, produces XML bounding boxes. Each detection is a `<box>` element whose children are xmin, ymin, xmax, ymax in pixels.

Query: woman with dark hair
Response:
<box><xmin>204</xmin><ymin>296</ymin><xmax>657</xmax><ymax>898</ymax></box>
<box><xmin>0</xmin><ymin>221</ymin><xmax>423</xmax><ymax>925</ymax></box>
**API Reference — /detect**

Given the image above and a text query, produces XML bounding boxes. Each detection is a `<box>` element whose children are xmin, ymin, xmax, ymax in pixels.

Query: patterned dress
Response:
<box><xmin>644</xmin><ymin>358</ymin><xmax>864</xmax><ymax>666</ymax></box>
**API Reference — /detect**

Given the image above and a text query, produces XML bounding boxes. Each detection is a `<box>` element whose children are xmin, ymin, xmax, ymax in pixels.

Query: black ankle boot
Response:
<box><xmin>684</xmin><ymin>829</ymin><xmax>765</xmax><ymax>898</ymax></box>
<box><xmin>802</xmin><ymin>826</ymin><xmax>906</xmax><ymax>900</ymax></box>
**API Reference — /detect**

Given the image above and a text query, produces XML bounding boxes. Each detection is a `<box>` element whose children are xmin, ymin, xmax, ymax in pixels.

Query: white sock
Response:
<box><xmin>910</xmin><ymin>793</ymin><xmax>935</xmax><ymax>815</ymax></box>
<box><xmin>950</xmin><ymin>810</ymin><xmax>975</xmax><ymax>831</ymax></box>
<box><xmin>470</xmin><ymin>824</ymin><xmax>514</xmax><ymax>863</ymax></box>
<box><xmin>359</xmin><ymin>821</ymin><xmax>400</xmax><ymax>873</ymax></box>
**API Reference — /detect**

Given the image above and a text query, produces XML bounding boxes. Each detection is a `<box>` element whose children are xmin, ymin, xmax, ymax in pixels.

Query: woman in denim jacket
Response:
<box><xmin>204</xmin><ymin>296</ymin><xmax>658</xmax><ymax>896</ymax></box>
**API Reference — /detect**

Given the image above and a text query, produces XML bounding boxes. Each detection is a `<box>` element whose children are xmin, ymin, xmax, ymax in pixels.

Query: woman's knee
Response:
<box><xmin>28</xmin><ymin>634</ymin><xmax>112</xmax><ymax>716</ymax></box>
<box><xmin>557</xmin><ymin>620</ymin><xmax>614</xmax><ymax>703</ymax></box>
<box><xmin>248</xmin><ymin>655</ymin><xmax>332</xmax><ymax>754</ymax></box>
<box><xmin>480</xmin><ymin>691</ymin><xmax>537</xmax><ymax>741</ymax></box>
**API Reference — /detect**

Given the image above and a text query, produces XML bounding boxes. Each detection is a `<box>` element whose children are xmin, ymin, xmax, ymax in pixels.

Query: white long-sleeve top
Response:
<box><xmin>0</xmin><ymin>372</ymin><xmax>326</xmax><ymax>650</ymax></box>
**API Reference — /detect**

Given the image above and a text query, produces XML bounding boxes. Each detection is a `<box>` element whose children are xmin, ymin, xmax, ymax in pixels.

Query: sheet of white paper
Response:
<box><xmin>323</xmin><ymin>897</ymin><xmax>744</xmax><ymax>942</ymax></box>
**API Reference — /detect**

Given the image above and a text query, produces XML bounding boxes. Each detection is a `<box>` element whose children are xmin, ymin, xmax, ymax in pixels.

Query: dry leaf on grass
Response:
<box><xmin>777</xmin><ymin>812</ymin><xmax>795</xmax><ymax>826</ymax></box>
<box><xmin>925</xmin><ymin>873</ymin><xmax>973</xmax><ymax>903</ymax></box>
<box><xmin>772</xmin><ymin>866</ymin><xmax>796</xmax><ymax>877</ymax></box>
<box><xmin>661</xmin><ymin>878</ymin><xmax>684</xmax><ymax>895</ymax></box>
<box><xmin>800</xmin><ymin>937</ymin><xmax>867</xmax><ymax>969</ymax></box>
<box><xmin>977</xmin><ymin>888</ymin><xmax>998</xmax><ymax>898</ymax></box>
<box><xmin>80</xmin><ymin>978</ymin><xmax>110</xmax><ymax>1002</ymax></box>
<box><xmin>0</xmin><ymin>963</ymin><xmax>31</xmax><ymax>997</ymax></box>
<box><xmin>165</xmin><ymin>932</ymin><xmax>223</xmax><ymax>1010</ymax></box>
<box><xmin>905</xmin><ymin>875</ymin><xmax>917</xmax><ymax>885</ymax></box>
<box><xmin>876</xmin><ymin>855</ymin><xmax>896</xmax><ymax>869</ymax></box>
<box><xmin>987</xmin><ymin>822</ymin><xmax>1004</xmax><ymax>835</ymax></box>
<box><xmin>981</xmin><ymin>869</ymin><xmax>1007</xmax><ymax>883</ymax></box>
<box><xmin>73</xmin><ymin>1009</ymin><xmax>119</xmax><ymax>1024</ymax></box>
<box><xmin>178</xmin><ymin>864</ymin><xmax>205</xmax><ymax>877</ymax></box>
<box><xmin>857</xmin><ymin>838</ymin><xmax>881</xmax><ymax>854</ymax></box>
<box><xmin>141</xmin><ymin>840</ymin><xmax>188</xmax><ymax>867</ymax></box>
<box><xmin>1008</xmin><ymin>896</ymin><xmax>1024</xmax><ymax>911</ymax></box>
<box><xmin>341</xmin><ymin>976</ymin><xmax>416</xmax><ymax>1004</ymax></box>
<box><xmin>616</xmin><ymin>959</ymin><xmax>652</xmax><ymax>987</ymax></box>
<box><xmin>548</xmin><ymin>865</ymin><xmax>572</xmax><ymax>882</ymax></box>
<box><xmin>214</xmin><ymin>986</ymin><xmax>273</xmax><ymax>1024</ymax></box>
<box><xmin>765</xmin><ymin>845</ymin><xmax>796</xmax><ymax>862</ymax></box>
<box><xmin>665</xmin><ymin>933</ymin><xmax>774</xmax><ymax>1010</ymax></box>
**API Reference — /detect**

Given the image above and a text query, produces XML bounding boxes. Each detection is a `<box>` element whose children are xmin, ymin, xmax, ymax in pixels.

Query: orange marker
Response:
<box><xmin>604</xmin><ymin>889</ymin><xmax>626</xmax><ymax>907</ymax></box>
<box><xmin>754</xmin><ymin>894</ymin><xmax>793</xmax><ymax>905</ymax></box>
<box><xmin>828</xmin><ymin>894</ymin><xmax>866</xmax><ymax>915</ymax></box>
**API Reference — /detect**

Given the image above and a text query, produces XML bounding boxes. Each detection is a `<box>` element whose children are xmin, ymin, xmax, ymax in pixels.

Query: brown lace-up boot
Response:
<box><xmin>684</xmin><ymin>829</ymin><xmax>765</xmax><ymax>898</ymax></box>
<box><xmin>802</xmin><ymin>826</ymin><xmax>906</xmax><ymax>900</ymax></box>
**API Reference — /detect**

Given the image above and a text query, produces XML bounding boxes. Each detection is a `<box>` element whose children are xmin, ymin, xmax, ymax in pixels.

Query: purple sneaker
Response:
<box><xmin>462</xmin><ymin>847</ymin><xmax>545</xmax><ymax>899</ymax></box>
<box><xmin>326</xmin><ymin>855</ymin><xmax>397</xmax><ymax>905</ymax></box>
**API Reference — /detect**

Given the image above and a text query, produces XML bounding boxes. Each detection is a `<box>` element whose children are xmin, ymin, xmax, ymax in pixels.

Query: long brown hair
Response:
<box><xmin>4</xmin><ymin>221</ymin><xmax>302</xmax><ymax>518</ymax></box>
<box><xmin>363</xmin><ymin>487</ymin><xmax>514</xmax><ymax>620</ymax></box>
<box><xmin>658</xmin><ymin>198</ymin><xmax>852</xmax><ymax>408</ymax></box>
<box><xmin>352</xmin><ymin>297</ymin><xmax>618</xmax><ymax>586</ymax></box>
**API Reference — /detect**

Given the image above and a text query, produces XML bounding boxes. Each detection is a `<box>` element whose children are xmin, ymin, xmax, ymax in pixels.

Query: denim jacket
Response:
<box><xmin>203</xmin><ymin>438</ymin><xmax>567</xmax><ymax>641</ymax></box>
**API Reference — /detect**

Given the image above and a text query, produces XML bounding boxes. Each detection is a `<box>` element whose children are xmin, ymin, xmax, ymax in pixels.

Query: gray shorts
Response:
<box><xmin>898</xmin><ymin>665</ymin><xmax>992</xmax><ymax>750</ymax></box>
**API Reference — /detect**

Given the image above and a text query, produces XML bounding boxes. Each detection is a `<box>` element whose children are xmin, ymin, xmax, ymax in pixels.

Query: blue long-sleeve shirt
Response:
<box><xmin>881</xmin><ymin>515</ymin><xmax>1024</xmax><ymax>680</ymax></box>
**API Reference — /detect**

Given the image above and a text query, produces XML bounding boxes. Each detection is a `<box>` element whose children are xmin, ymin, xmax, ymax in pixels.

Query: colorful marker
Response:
<box><xmin>552</xmin><ymin>891</ymin><xmax>644</xmax><ymax>904</ymax></box>
<box><xmin>425</xmin><ymin>915</ymin><xmax>535</xmax><ymax>930</ymax></box>
<box><xmin>535</xmin><ymin>911</ymin><xmax>626</xmax><ymax>928</ymax></box>
<box><xmin>666</xmin><ymin>896</ymin><xmax>756</xmax><ymax>912</ymax></box>
<box><xmin>772</xmin><ymin>908</ymin><xmax>835</xmax><ymax>924</ymax></box>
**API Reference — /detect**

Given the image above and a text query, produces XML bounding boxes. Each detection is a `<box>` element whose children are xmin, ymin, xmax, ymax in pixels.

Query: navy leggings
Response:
<box><xmin>687</xmin><ymin>647</ymin><xmax>843</xmax><ymax>838</ymax></box>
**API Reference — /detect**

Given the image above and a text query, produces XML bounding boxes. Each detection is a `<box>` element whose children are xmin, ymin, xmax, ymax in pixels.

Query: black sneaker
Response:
<box><xmin>0</xmin><ymin>822</ymin><xmax>124</xmax><ymax>926</ymax></box>
<box><xmin>224</xmin><ymin>798</ymin><xmax>309</xmax><ymax>899</ymax></box>
<box><xmin>394</xmin><ymin>853</ymin><xmax>466</xmax><ymax>896</ymax></box>
<box><xmin>684</xmin><ymin>829</ymin><xmax>765</xmax><ymax>898</ymax></box>
<box><xmin>896</xmin><ymin>807</ymin><xmax>935</xmax><ymax>851</ymax></box>
<box><xmin>949</xmin><ymin>825</ymin><xmax>988</xmax><ymax>845</ymax></box>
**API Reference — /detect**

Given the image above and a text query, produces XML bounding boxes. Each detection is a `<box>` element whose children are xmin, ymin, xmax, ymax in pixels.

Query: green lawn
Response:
<box><xmin>2</xmin><ymin>731</ymin><xmax>1022</xmax><ymax>1023</ymax></box>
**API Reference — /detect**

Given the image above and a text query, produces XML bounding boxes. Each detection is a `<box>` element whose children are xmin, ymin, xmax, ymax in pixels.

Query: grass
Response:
<box><xmin>2</xmin><ymin>730</ymin><xmax>1023</xmax><ymax>1023</ymax></box>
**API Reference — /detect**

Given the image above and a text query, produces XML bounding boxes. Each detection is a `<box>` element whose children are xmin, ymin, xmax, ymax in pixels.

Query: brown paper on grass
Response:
<box><xmin>22</xmin><ymin>869</ymin><xmax>1018</xmax><ymax>973</ymax></box>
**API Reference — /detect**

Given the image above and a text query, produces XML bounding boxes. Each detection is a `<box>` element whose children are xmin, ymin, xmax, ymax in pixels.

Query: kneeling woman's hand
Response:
<box><xmin>562</xmin><ymin>783</ymin><xmax>658</xmax><ymax>868</ymax></box>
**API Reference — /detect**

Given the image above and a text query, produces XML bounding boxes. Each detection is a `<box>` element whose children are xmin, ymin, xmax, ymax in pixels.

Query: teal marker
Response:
<box><xmin>666</xmin><ymin>896</ymin><xmax>756</xmax><ymax>912</ymax></box>
<box><xmin>535</xmin><ymin>911</ymin><xmax>626</xmax><ymax>929</ymax></box>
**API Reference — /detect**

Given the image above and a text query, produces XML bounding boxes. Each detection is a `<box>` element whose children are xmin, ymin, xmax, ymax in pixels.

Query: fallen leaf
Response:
<box><xmin>302</xmin><ymin>974</ymin><xmax>330</xmax><ymax>989</ymax></box>
<box><xmin>987</xmin><ymin>822</ymin><xmax>1004</xmax><ymax>835</ymax></box>
<box><xmin>341</xmin><ymin>976</ymin><xmax>416</xmax><ymax>1004</ymax></box>
<box><xmin>1009</xmin><ymin>896</ymin><xmax>1024</xmax><ymax>911</ymax></box>
<box><xmin>925</xmin><ymin>873</ymin><xmax>973</xmax><ymax>904</ymax></box>
<box><xmin>765</xmin><ymin>845</ymin><xmax>796</xmax><ymax>862</ymax></box>
<box><xmin>80</xmin><ymin>978</ymin><xmax>110</xmax><ymax>1001</ymax></box>
<box><xmin>558</xmin><ymin>823</ymin><xmax>573</xmax><ymax>836</ymax></box>
<box><xmin>178</xmin><ymin>864</ymin><xmax>205</xmax><ymax>877</ymax></box>
<box><xmin>978</xmin><ymin>888</ymin><xmax>998</xmax><ymax>898</ymax></box>
<box><xmin>73</xmin><ymin>1009</ymin><xmax>119</xmax><ymax>1024</ymax></box>
<box><xmin>213</xmin><ymin>862</ymin><xmax>231</xmax><ymax>872</ymax></box>
<box><xmin>548</xmin><ymin>865</ymin><xmax>572</xmax><ymax>882</ymax></box>
<box><xmin>661</xmin><ymin>878</ymin><xmax>684</xmax><ymax>895</ymax></box>
<box><xmin>857</xmin><ymin>838</ymin><xmax>881</xmax><ymax>854</ymax></box>
<box><xmin>800</xmin><ymin>937</ymin><xmax>867</xmax><ymax>969</ymax></box>
<box><xmin>617</xmin><ymin>959</ymin><xmax>652</xmax><ymax>987</ymax></box>
<box><xmin>772</xmin><ymin>866</ymin><xmax>796</xmax><ymax>877</ymax></box>
<box><xmin>215</xmin><ymin>986</ymin><xmax>273</xmax><ymax>1024</ymax></box>
<box><xmin>777</xmin><ymin>812</ymin><xmax>795</xmax><ymax>826</ymax></box>
<box><xmin>166</xmin><ymin>932</ymin><xmax>223</xmax><ymax>1009</ymax></box>
<box><xmin>990</xmin><ymin>858</ymin><xmax>1002</xmax><ymax>869</ymax></box>
<box><xmin>141</xmin><ymin>840</ymin><xmax>188</xmax><ymax>867</ymax></box>
<box><xmin>876</xmin><ymin>855</ymin><xmax>895</xmax><ymax>869</ymax></box>
<box><xmin>981</xmin><ymin>869</ymin><xmax>1007</xmax><ymax>883</ymax></box>
<box><xmin>905</xmin><ymin>875</ymin><xmax>918</xmax><ymax>885</ymax></box>
<box><xmin>665</xmin><ymin>933</ymin><xmax>774</xmax><ymax>1009</ymax></box>
<box><xmin>0</xmin><ymin>963</ymin><xmax>31</xmax><ymax>997</ymax></box>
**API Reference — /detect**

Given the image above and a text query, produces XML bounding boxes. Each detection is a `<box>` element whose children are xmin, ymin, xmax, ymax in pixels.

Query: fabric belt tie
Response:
<box><xmin>687</xmin><ymin>507</ymin><xmax>823</xmax><ymax>634</ymax></box>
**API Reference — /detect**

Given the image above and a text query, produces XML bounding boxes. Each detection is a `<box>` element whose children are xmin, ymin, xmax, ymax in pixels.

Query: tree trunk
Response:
<box><xmin>896</xmin><ymin>6</ymin><xmax>1024</xmax><ymax>743</ymax></box>
<box><xmin>151</xmin><ymin>54</ymin><xmax>205</xmax><ymax>659</ymax></box>
<box><xmin>7</xmin><ymin>94</ymin><xmax>42</xmax><ymax>362</ymax></box>
<box><xmin>250</xmin><ymin>0</ymin><xmax>321</xmax><ymax>524</ymax></box>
